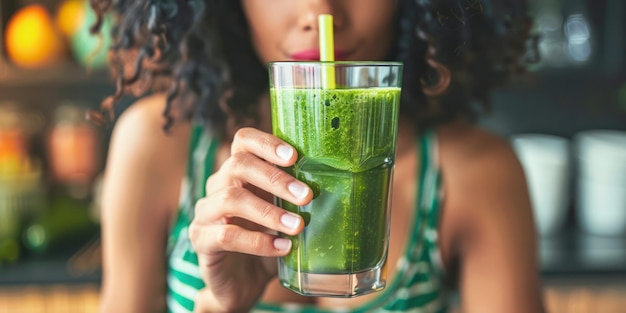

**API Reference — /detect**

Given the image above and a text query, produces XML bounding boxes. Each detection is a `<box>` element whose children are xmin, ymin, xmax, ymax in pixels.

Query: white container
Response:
<box><xmin>512</xmin><ymin>134</ymin><xmax>571</xmax><ymax>236</ymax></box>
<box><xmin>575</xmin><ymin>130</ymin><xmax>626</xmax><ymax>186</ymax></box>
<box><xmin>574</xmin><ymin>130</ymin><xmax>626</xmax><ymax>236</ymax></box>
<box><xmin>577</xmin><ymin>179</ymin><xmax>626</xmax><ymax>236</ymax></box>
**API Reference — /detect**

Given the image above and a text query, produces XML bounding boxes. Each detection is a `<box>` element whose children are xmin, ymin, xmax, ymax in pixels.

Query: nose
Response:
<box><xmin>297</xmin><ymin>0</ymin><xmax>345</xmax><ymax>32</ymax></box>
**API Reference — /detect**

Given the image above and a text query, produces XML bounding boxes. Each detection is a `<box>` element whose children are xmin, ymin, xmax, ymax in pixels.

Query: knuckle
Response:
<box><xmin>233</xmin><ymin>127</ymin><xmax>253</xmax><ymax>145</ymax></box>
<box><xmin>210</xmin><ymin>187</ymin><xmax>242</xmax><ymax>215</ymax></box>
<box><xmin>204</xmin><ymin>174</ymin><xmax>218</xmax><ymax>193</ymax></box>
<box><xmin>267</xmin><ymin>168</ymin><xmax>286</xmax><ymax>185</ymax></box>
<box><xmin>204</xmin><ymin>165</ymin><xmax>239</xmax><ymax>199</ymax></box>
<box><xmin>193</xmin><ymin>198</ymin><xmax>208</xmax><ymax>220</ymax></box>
<box><xmin>250</xmin><ymin>233</ymin><xmax>266</xmax><ymax>251</ymax></box>
<box><xmin>229</xmin><ymin>152</ymin><xmax>249</xmax><ymax>164</ymax></box>
<box><xmin>216</xmin><ymin>226</ymin><xmax>236</xmax><ymax>248</ymax></box>
<box><xmin>219</xmin><ymin>155</ymin><xmax>236</xmax><ymax>172</ymax></box>
<box><xmin>229</xmin><ymin>152</ymin><xmax>253</xmax><ymax>173</ymax></box>
<box><xmin>256</xmin><ymin>202</ymin><xmax>275</xmax><ymax>220</ymax></box>
<box><xmin>222</xmin><ymin>186</ymin><xmax>246</xmax><ymax>203</ymax></box>
<box><xmin>232</xmin><ymin>128</ymin><xmax>246</xmax><ymax>142</ymax></box>
<box><xmin>194</xmin><ymin>197</ymin><xmax>222</xmax><ymax>224</ymax></box>
<box><xmin>187</xmin><ymin>222</ymin><xmax>201</xmax><ymax>246</ymax></box>
<box><xmin>260</xmin><ymin>136</ymin><xmax>274</xmax><ymax>153</ymax></box>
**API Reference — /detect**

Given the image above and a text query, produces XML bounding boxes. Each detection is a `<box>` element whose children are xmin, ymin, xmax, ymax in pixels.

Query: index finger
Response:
<box><xmin>231</xmin><ymin>127</ymin><xmax>297</xmax><ymax>167</ymax></box>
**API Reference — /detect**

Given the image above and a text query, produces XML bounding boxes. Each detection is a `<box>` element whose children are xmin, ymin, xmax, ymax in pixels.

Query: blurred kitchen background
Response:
<box><xmin>0</xmin><ymin>0</ymin><xmax>625</xmax><ymax>312</ymax></box>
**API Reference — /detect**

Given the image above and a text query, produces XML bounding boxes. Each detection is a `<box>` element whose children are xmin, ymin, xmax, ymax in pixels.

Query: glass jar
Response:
<box><xmin>47</xmin><ymin>103</ymin><xmax>101</xmax><ymax>187</ymax></box>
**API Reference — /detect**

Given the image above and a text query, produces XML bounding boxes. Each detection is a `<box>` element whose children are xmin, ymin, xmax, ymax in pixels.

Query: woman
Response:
<box><xmin>92</xmin><ymin>0</ymin><xmax>545</xmax><ymax>312</ymax></box>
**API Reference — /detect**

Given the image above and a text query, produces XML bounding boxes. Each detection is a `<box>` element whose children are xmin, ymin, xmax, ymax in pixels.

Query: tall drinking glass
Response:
<box><xmin>269</xmin><ymin>62</ymin><xmax>403</xmax><ymax>297</ymax></box>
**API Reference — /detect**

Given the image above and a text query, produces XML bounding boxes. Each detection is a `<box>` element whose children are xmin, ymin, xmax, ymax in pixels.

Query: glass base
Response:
<box><xmin>278</xmin><ymin>261</ymin><xmax>386</xmax><ymax>298</ymax></box>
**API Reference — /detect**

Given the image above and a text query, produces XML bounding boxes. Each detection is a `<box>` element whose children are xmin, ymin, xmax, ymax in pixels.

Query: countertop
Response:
<box><xmin>1</xmin><ymin>228</ymin><xmax>626</xmax><ymax>286</ymax></box>
<box><xmin>0</xmin><ymin>237</ymin><xmax>101</xmax><ymax>286</ymax></box>
<box><xmin>540</xmin><ymin>227</ymin><xmax>626</xmax><ymax>279</ymax></box>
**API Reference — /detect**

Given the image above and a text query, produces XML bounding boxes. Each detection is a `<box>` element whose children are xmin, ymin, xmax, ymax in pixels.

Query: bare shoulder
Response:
<box><xmin>108</xmin><ymin>94</ymin><xmax>191</xmax><ymax>169</ymax></box>
<box><xmin>437</xmin><ymin>122</ymin><xmax>520</xmax><ymax>173</ymax></box>
<box><xmin>436</xmin><ymin>124</ymin><xmax>543</xmax><ymax>313</ymax></box>
<box><xmin>112</xmin><ymin>94</ymin><xmax>190</xmax><ymax>150</ymax></box>
<box><xmin>100</xmin><ymin>95</ymin><xmax>191</xmax><ymax>313</ymax></box>
<box><xmin>436</xmin><ymin>121</ymin><xmax>535</xmax><ymax>259</ymax></box>
<box><xmin>438</xmin><ymin>120</ymin><xmax>530</xmax><ymax>215</ymax></box>
<box><xmin>437</xmin><ymin>122</ymin><xmax>527</xmax><ymax>206</ymax></box>
<box><xmin>104</xmin><ymin>93</ymin><xmax>191</xmax><ymax>213</ymax></box>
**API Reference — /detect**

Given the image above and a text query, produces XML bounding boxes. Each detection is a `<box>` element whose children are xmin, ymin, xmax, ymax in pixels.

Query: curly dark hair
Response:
<box><xmin>89</xmin><ymin>0</ymin><xmax>536</xmax><ymax>136</ymax></box>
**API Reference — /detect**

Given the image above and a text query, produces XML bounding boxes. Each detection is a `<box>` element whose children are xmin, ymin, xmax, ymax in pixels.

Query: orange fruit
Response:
<box><xmin>55</xmin><ymin>0</ymin><xmax>85</xmax><ymax>38</ymax></box>
<box><xmin>5</xmin><ymin>5</ymin><xmax>66</xmax><ymax>69</ymax></box>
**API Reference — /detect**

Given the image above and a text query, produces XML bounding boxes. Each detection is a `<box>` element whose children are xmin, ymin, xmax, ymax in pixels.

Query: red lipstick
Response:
<box><xmin>290</xmin><ymin>49</ymin><xmax>350</xmax><ymax>61</ymax></box>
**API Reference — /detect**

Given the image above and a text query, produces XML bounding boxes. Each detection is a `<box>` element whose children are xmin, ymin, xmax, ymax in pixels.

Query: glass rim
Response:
<box><xmin>268</xmin><ymin>61</ymin><xmax>403</xmax><ymax>67</ymax></box>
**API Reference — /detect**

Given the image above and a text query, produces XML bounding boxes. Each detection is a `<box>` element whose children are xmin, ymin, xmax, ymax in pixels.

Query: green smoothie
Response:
<box><xmin>271</xmin><ymin>87</ymin><xmax>400</xmax><ymax>274</ymax></box>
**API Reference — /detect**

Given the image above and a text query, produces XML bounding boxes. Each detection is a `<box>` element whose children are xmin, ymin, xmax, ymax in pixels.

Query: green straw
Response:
<box><xmin>318</xmin><ymin>14</ymin><xmax>336</xmax><ymax>89</ymax></box>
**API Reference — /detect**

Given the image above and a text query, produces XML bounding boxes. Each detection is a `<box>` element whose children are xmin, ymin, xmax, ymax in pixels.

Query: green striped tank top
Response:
<box><xmin>166</xmin><ymin>124</ymin><xmax>449</xmax><ymax>313</ymax></box>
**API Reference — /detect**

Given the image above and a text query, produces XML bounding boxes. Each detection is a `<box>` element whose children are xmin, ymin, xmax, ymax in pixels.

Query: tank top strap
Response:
<box><xmin>420</xmin><ymin>129</ymin><xmax>442</xmax><ymax>223</ymax></box>
<box><xmin>418</xmin><ymin>129</ymin><xmax>446</xmax><ymax>276</ymax></box>
<box><xmin>183</xmin><ymin>122</ymin><xmax>220</xmax><ymax>219</ymax></box>
<box><xmin>407</xmin><ymin>129</ymin><xmax>443</xmax><ymax>263</ymax></box>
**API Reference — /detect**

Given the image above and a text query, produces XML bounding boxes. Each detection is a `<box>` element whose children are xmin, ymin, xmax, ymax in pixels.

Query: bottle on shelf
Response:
<box><xmin>47</xmin><ymin>102</ymin><xmax>102</xmax><ymax>198</ymax></box>
<box><xmin>0</xmin><ymin>103</ymin><xmax>45</xmax><ymax>264</ymax></box>
<box><xmin>23</xmin><ymin>195</ymin><xmax>97</xmax><ymax>254</ymax></box>
<box><xmin>19</xmin><ymin>102</ymin><xmax>103</xmax><ymax>255</ymax></box>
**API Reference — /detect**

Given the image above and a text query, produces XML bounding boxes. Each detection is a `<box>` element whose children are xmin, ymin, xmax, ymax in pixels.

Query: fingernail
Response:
<box><xmin>274</xmin><ymin>238</ymin><xmax>292</xmax><ymax>251</ymax></box>
<box><xmin>276</xmin><ymin>145</ymin><xmax>294</xmax><ymax>161</ymax></box>
<box><xmin>280</xmin><ymin>213</ymin><xmax>301</xmax><ymax>229</ymax></box>
<box><xmin>288</xmin><ymin>182</ymin><xmax>309</xmax><ymax>199</ymax></box>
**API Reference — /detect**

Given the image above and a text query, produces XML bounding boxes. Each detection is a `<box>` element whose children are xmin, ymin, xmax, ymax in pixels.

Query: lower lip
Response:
<box><xmin>291</xmin><ymin>50</ymin><xmax>349</xmax><ymax>61</ymax></box>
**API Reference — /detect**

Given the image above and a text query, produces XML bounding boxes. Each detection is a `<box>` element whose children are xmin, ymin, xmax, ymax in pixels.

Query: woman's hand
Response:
<box><xmin>189</xmin><ymin>127</ymin><xmax>312</xmax><ymax>312</ymax></box>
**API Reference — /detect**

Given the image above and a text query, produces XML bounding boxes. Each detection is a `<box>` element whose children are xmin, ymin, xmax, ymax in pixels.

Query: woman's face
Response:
<box><xmin>241</xmin><ymin>0</ymin><xmax>397</xmax><ymax>63</ymax></box>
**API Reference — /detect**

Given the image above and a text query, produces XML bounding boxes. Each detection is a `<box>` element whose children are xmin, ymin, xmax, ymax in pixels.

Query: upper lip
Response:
<box><xmin>290</xmin><ymin>49</ymin><xmax>351</xmax><ymax>61</ymax></box>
